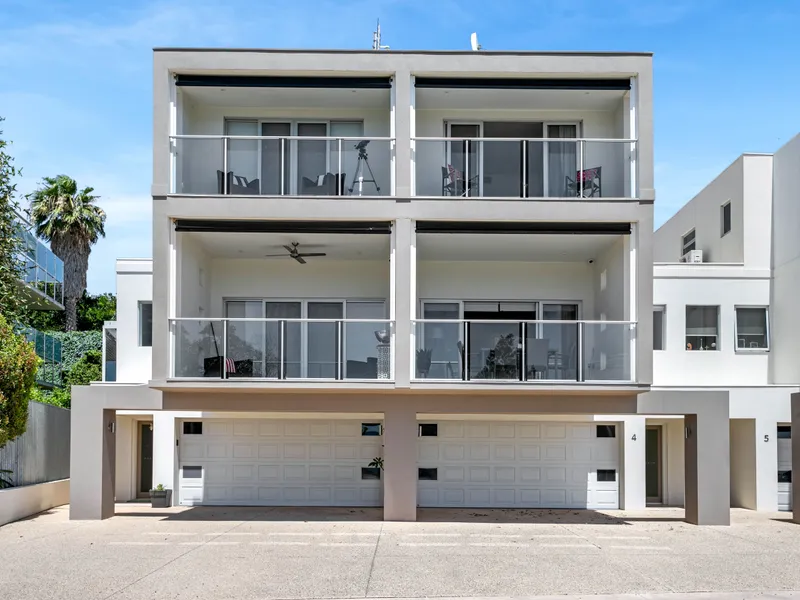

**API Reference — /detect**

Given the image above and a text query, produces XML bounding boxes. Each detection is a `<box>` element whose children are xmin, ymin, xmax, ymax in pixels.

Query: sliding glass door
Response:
<box><xmin>261</xmin><ymin>122</ymin><xmax>291</xmax><ymax>195</ymax></box>
<box><xmin>546</xmin><ymin>124</ymin><xmax>578</xmax><ymax>198</ymax></box>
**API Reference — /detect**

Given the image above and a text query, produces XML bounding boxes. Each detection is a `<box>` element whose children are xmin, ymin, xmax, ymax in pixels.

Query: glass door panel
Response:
<box><xmin>541</xmin><ymin>303</ymin><xmax>579</xmax><ymax>380</ymax></box>
<box><xmin>330</xmin><ymin>122</ymin><xmax>363</xmax><ymax>194</ymax></box>
<box><xmin>307</xmin><ymin>301</ymin><xmax>343</xmax><ymax>378</ymax></box>
<box><xmin>421</xmin><ymin>302</ymin><xmax>461</xmax><ymax>379</ymax></box>
<box><xmin>226</xmin><ymin>121</ymin><xmax>259</xmax><ymax>194</ymax></box>
<box><xmin>344</xmin><ymin>301</ymin><xmax>385</xmax><ymax>380</ymax></box>
<box><xmin>226</xmin><ymin>300</ymin><xmax>265</xmax><ymax>377</ymax></box>
<box><xmin>261</xmin><ymin>122</ymin><xmax>291</xmax><ymax>195</ymax></box>
<box><xmin>448</xmin><ymin>124</ymin><xmax>479</xmax><ymax>197</ymax></box>
<box><xmin>546</xmin><ymin>124</ymin><xmax>577</xmax><ymax>197</ymax></box>
<box><xmin>265</xmin><ymin>301</ymin><xmax>301</xmax><ymax>378</ymax></box>
<box><xmin>297</xmin><ymin>123</ymin><xmax>329</xmax><ymax>196</ymax></box>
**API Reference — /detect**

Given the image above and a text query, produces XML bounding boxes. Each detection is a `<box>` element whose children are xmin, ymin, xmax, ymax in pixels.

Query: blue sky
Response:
<box><xmin>2</xmin><ymin>0</ymin><xmax>799</xmax><ymax>293</ymax></box>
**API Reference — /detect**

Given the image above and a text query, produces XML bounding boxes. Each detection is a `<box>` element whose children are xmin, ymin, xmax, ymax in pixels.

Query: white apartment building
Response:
<box><xmin>71</xmin><ymin>47</ymin><xmax>739</xmax><ymax>526</ymax></box>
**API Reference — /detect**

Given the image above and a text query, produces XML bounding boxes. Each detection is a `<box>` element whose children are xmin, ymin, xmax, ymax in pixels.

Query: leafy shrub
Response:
<box><xmin>0</xmin><ymin>314</ymin><xmax>39</xmax><ymax>448</ymax></box>
<box><xmin>65</xmin><ymin>349</ymin><xmax>102</xmax><ymax>387</ymax></box>
<box><xmin>51</xmin><ymin>330</ymin><xmax>101</xmax><ymax>372</ymax></box>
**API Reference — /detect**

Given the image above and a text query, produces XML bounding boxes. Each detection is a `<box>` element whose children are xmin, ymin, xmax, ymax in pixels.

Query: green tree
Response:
<box><xmin>77</xmin><ymin>292</ymin><xmax>116</xmax><ymax>331</ymax></box>
<box><xmin>29</xmin><ymin>175</ymin><xmax>106</xmax><ymax>332</ymax></box>
<box><xmin>0</xmin><ymin>118</ymin><xmax>29</xmax><ymax>325</ymax></box>
<box><xmin>0</xmin><ymin>314</ymin><xmax>39</xmax><ymax>448</ymax></box>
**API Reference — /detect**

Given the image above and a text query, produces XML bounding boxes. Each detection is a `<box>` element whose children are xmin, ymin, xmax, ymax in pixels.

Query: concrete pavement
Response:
<box><xmin>1</xmin><ymin>505</ymin><xmax>799</xmax><ymax>599</ymax></box>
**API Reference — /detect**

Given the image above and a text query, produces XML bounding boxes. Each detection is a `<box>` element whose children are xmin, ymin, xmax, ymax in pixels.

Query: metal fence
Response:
<box><xmin>0</xmin><ymin>401</ymin><xmax>70</xmax><ymax>487</ymax></box>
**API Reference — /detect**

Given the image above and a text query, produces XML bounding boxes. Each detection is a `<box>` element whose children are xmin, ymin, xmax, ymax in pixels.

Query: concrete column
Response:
<box><xmin>70</xmin><ymin>399</ymin><xmax>116</xmax><ymax>519</ymax></box>
<box><xmin>754</xmin><ymin>418</ymin><xmax>779</xmax><ymax>512</ymax></box>
<box><xmin>731</xmin><ymin>419</ymin><xmax>779</xmax><ymax>512</ymax></box>
<box><xmin>383</xmin><ymin>406</ymin><xmax>417</xmax><ymax>521</ymax></box>
<box><xmin>791</xmin><ymin>393</ymin><xmax>800</xmax><ymax>523</ymax></box>
<box><xmin>685</xmin><ymin>410</ymin><xmax>731</xmax><ymax>525</ymax></box>
<box><xmin>621</xmin><ymin>417</ymin><xmax>646</xmax><ymax>510</ymax></box>
<box><xmin>393</xmin><ymin>218</ymin><xmax>415</xmax><ymax>387</ymax></box>
<box><xmin>393</xmin><ymin>69</ymin><xmax>412</xmax><ymax>197</ymax></box>
<box><xmin>153</xmin><ymin>412</ymin><xmax>177</xmax><ymax>503</ymax></box>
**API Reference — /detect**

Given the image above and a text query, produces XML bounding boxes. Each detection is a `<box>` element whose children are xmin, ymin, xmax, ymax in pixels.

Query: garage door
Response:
<box><xmin>417</xmin><ymin>421</ymin><xmax>620</xmax><ymax>509</ymax></box>
<box><xmin>778</xmin><ymin>425</ymin><xmax>792</xmax><ymax>511</ymax></box>
<box><xmin>178</xmin><ymin>419</ymin><xmax>382</xmax><ymax>506</ymax></box>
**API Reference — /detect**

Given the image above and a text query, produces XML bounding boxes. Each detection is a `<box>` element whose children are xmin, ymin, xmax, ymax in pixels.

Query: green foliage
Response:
<box><xmin>368</xmin><ymin>457</ymin><xmax>384</xmax><ymax>470</ymax></box>
<box><xmin>28</xmin><ymin>175</ymin><xmax>106</xmax><ymax>331</ymax></box>
<box><xmin>153</xmin><ymin>483</ymin><xmax>165</xmax><ymax>492</ymax></box>
<box><xmin>29</xmin><ymin>386</ymin><xmax>70</xmax><ymax>409</ymax></box>
<box><xmin>0</xmin><ymin>469</ymin><xmax>12</xmax><ymax>489</ymax></box>
<box><xmin>50</xmin><ymin>330</ymin><xmax>102</xmax><ymax>372</ymax></box>
<box><xmin>0</xmin><ymin>118</ymin><xmax>30</xmax><ymax>325</ymax></box>
<box><xmin>0</xmin><ymin>314</ymin><xmax>39</xmax><ymax>448</ymax></box>
<box><xmin>65</xmin><ymin>349</ymin><xmax>102</xmax><ymax>387</ymax></box>
<box><xmin>22</xmin><ymin>291</ymin><xmax>116</xmax><ymax>333</ymax></box>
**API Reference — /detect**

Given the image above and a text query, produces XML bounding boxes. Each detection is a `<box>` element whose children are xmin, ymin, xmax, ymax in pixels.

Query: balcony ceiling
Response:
<box><xmin>417</xmin><ymin>233</ymin><xmax>620</xmax><ymax>262</ymax></box>
<box><xmin>415</xmin><ymin>88</ymin><xmax>625</xmax><ymax>111</ymax></box>
<box><xmin>188</xmin><ymin>231</ymin><xmax>389</xmax><ymax>260</ymax></box>
<box><xmin>180</xmin><ymin>86</ymin><xmax>390</xmax><ymax>109</ymax></box>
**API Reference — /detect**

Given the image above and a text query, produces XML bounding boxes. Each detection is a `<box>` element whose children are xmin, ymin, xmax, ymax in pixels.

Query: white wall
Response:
<box><xmin>208</xmin><ymin>259</ymin><xmax>390</xmax><ymax>316</ymax></box>
<box><xmin>115</xmin><ymin>259</ymin><xmax>153</xmax><ymax>383</ymax></box>
<box><xmin>414</xmin><ymin>108</ymin><xmax>627</xmax><ymax>197</ymax></box>
<box><xmin>178</xmin><ymin>235</ymin><xmax>210</xmax><ymax>319</ymax></box>
<box><xmin>653</xmin><ymin>268</ymin><xmax>771</xmax><ymax>385</ymax></box>
<box><xmin>730</xmin><ymin>419</ymin><xmax>757</xmax><ymax>509</ymax></box>
<box><xmin>180</xmin><ymin>104</ymin><xmax>391</xmax><ymax>195</ymax></box>
<box><xmin>114</xmin><ymin>415</ymin><xmax>136</xmax><ymax>502</ymax></box>
<box><xmin>0</xmin><ymin>479</ymin><xmax>70</xmax><ymax>526</ymax></box>
<box><xmin>770</xmin><ymin>134</ymin><xmax>800</xmax><ymax>384</ymax></box>
<box><xmin>417</xmin><ymin>261</ymin><xmax>595</xmax><ymax>317</ymax></box>
<box><xmin>592</xmin><ymin>238</ymin><xmax>626</xmax><ymax>321</ymax></box>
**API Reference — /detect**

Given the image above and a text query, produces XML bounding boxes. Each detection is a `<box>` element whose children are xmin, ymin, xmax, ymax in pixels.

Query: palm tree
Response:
<box><xmin>29</xmin><ymin>175</ymin><xmax>106</xmax><ymax>331</ymax></box>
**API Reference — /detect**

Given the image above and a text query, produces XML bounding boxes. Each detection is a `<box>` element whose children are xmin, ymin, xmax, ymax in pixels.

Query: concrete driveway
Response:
<box><xmin>2</xmin><ymin>505</ymin><xmax>800</xmax><ymax>600</ymax></box>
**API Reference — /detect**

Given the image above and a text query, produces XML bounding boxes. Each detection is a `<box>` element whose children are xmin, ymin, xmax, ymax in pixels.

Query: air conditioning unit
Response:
<box><xmin>681</xmin><ymin>250</ymin><xmax>704</xmax><ymax>263</ymax></box>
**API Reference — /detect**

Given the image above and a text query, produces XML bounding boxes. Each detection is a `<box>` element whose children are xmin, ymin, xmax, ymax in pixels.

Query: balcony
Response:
<box><xmin>171</xmin><ymin>135</ymin><xmax>394</xmax><ymax>197</ymax></box>
<box><xmin>16</xmin><ymin>226</ymin><xmax>64</xmax><ymax>310</ymax></box>
<box><xmin>412</xmin><ymin>320</ymin><xmax>635</xmax><ymax>383</ymax></box>
<box><xmin>25</xmin><ymin>328</ymin><xmax>63</xmax><ymax>388</ymax></box>
<box><xmin>413</xmin><ymin>137</ymin><xmax>636</xmax><ymax>199</ymax></box>
<box><xmin>170</xmin><ymin>318</ymin><xmax>394</xmax><ymax>382</ymax></box>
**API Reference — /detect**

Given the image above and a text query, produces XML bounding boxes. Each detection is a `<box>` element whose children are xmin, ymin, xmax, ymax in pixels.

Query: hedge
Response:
<box><xmin>51</xmin><ymin>331</ymin><xmax>102</xmax><ymax>373</ymax></box>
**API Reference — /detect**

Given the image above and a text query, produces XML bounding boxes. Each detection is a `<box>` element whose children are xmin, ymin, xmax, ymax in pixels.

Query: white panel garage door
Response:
<box><xmin>418</xmin><ymin>421</ymin><xmax>620</xmax><ymax>509</ymax></box>
<box><xmin>178</xmin><ymin>419</ymin><xmax>382</xmax><ymax>507</ymax></box>
<box><xmin>778</xmin><ymin>425</ymin><xmax>792</xmax><ymax>511</ymax></box>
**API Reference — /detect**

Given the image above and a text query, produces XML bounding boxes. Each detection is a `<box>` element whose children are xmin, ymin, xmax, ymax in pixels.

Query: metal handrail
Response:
<box><xmin>170</xmin><ymin>317</ymin><xmax>394</xmax><ymax>323</ymax></box>
<box><xmin>412</xmin><ymin>136</ymin><xmax>636</xmax><ymax>143</ymax></box>
<box><xmin>170</xmin><ymin>134</ymin><xmax>396</xmax><ymax>141</ymax></box>
<box><xmin>412</xmin><ymin>319</ymin><xmax>636</xmax><ymax>325</ymax></box>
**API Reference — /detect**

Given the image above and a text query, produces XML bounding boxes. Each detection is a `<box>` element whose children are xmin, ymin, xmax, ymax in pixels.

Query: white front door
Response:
<box><xmin>417</xmin><ymin>420</ymin><xmax>620</xmax><ymax>509</ymax></box>
<box><xmin>178</xmin><ymin>418</ymin><xmax>382</xmax><ymax>506</ymax></box>
<box><xmin>778</xmin><ymin>425</ymin><xmax>792</xmax><ymax>511</ymax></box>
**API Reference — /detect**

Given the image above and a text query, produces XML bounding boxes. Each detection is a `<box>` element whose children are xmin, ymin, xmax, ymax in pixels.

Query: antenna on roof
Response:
<box><xmin>372</xmin><ymin>19</ymin><xmax>390</xmax><ymax>50</ymax></box>
<box><xmin>470</xmin><ymin>32</ymin><xmax>482</xmax><ymax>51</ymax></box>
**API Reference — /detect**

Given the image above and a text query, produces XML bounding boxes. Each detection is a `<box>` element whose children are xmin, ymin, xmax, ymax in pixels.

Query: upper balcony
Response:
<box><xmin>16</xmin><ymin>223</ymin><xmax>64</xmax><ymax>310</ymax></box>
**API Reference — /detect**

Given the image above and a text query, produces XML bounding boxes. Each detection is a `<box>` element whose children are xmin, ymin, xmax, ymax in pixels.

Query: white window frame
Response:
<box><xmin>138</xmin><ymin>301</ymin><xmax>153</xmax><ymax>347</ymax></box>
<box><xmin>653</xmin><ymin>305</ymin><xmax>666</xmax><ymax>351</ymax></box>
<box><xmin>734</xmin><ymin>306</ymin><xmax>769</xmax><ymax>352</ymax></box>
<box><xmin>720</xmin><ymin>201</ymin><xmax>732</xmax><ymax>237</ymax></box>
<box><xmin>685</xmin><ymin>305</ymin><xmax>719</xmax><ymax>351</ymax></box>
<box><xmin>681</xmin><ymin>228</ymin><xmax>696</xmax><ymax>256</ymax></box>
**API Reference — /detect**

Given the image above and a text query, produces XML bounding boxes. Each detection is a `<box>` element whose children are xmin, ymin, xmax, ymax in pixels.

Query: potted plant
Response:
<box><xmin>150</xmin><ymin>483</ymin><xmax>173</xmax><ymax>508</ymax></box>
<box><xmin>416</xmin><ymin>348</ymin><xmax>432</xmax><ymax>378</ymax></box>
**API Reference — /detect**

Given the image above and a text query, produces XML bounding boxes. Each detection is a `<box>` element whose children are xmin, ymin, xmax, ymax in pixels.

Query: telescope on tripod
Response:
<box><xmin>348</xmin><ymin>140</ymin><xmax>381</xmax><ymax>195</ymax></box>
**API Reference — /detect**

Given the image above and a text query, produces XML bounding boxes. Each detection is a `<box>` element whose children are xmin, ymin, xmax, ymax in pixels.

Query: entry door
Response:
<box><xmin>645</xmin><ymin>426</ymin><xmax>662</xmax><ymax>503</ymax></box>
<box><xmin>138</xmin><ymin>422</ymin><xmax>154</xmax><ymax>498</ymax></box>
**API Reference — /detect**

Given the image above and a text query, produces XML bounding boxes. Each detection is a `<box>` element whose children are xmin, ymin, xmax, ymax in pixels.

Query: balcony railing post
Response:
<box><xmin>279</xmin><ymin>320</ymin><xmax>286</xmax><ymax>380</ymax></box>
<box><xmin>464</xmin><ymin>321</ymin><xmax>470</xmax><ymax>381</ymax></box>
<box><xmin>337</xmin><ymin>138</ymin><xmax>343</xmax><ymax>196</ymax></box>
<box><xmin>222</xmin><ymin>320</ymin><xmax>228</xmax><ymax>380</ymax></box>
<box><xmin>222</xmin><ymin>137</ymin><xmax>228</xmax><ymax>195</ymax></box>
<box><xmin>337</xmin><ymin>320</ymin><xmax>343</xmax><ymax>381</ymax></box>
<box><xmin>521</xmin><ymin>140</ymin><xmax>527</xmax><ymax>198</ymax></box>
<box><xmin>280</xmin><ymin>138</ymin><xmax>286</xmax><ymax>196</ymax></box>
<box><xmin>521</xmin><ymin>321</ymin><xmax>527</xmax><ymax>382</ymax></box>
<box><xmin>464</xmin><ymin>139</ymin><xmax>470</xmax><ymax>197</ymax></box>
<box><xmin>578</xmin><ymin>140</ymin><xmax>584</xmax><ymax>198</ymax></box>
<box><xmin>577</xmin><ymin>322</ymin><xmax>584</xmax><ymax>382</ymax></box>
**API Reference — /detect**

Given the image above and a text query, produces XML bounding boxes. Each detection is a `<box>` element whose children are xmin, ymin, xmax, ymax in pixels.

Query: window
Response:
<box><xmin>182</xmin><ymin>466</ymin><xmax>202</xmax><ymax>479</ymax></box>
<box><xmin>682</xmin><ymin>229</ymin><xmax>696</xmax><ymax>256</ymax></box>
<box><xmin>735</xmin><ymin>307</ymin><xmax>769</xmax><ymax>351</ymax></box>
<box><xmin>779</xmin><ymin>471</ymin><xmax>792</xmax><ymax>483</ymax></box>
<box><xmin>721</xmin><ymin>201</ymin><xmax>732</xmax><ymax>237</ymax></box>
<box><xmin>685</xmin><ymin>306</ymin><xmax>719</xmax><ymax>351</ymax></box>
<box><xmin>361</xmin><ymin>467</ymin><xmax>381</xmax><ymax>480</ymax></box>
<box><xmin>597</xmin><ymin>469</ymin><xmax>616</xmax><ymax>482</ymax></box>
<box><xmin>361</xmin><ymin>423</ymin><xmax>381</xmax><ymax>436</ymax></box>
<box><xmin>139</xmin><ymin>301</ymin><xmax>153</xmax><ymax>347</ymax></box>
<box><xmin>183</xmin><ymin>422</ymin><xmax>202</xmax><ymax>435</ymax></box>
<box><xmin>418</xmin><ymin>468</ymin><xmax>438</xmax><ymax>481</ymax></box>
<box><xmin>597</xmin><ymin>425</ymin><xmax>616</xmax><ymax>438</ymax></box>
<box><xmin>778</xmin><ymin>426</ymin><xmax>792</xmax><ymax>439</ymax></box>
<box><xmin>419</xmin><ymin>424</ymin><xmax>438</xmax><ymax>437</ymax></box>
<box><xmin>653</xmin><ymin>306</ymin><xmax>666</xmax><ymax>351</ymax></box>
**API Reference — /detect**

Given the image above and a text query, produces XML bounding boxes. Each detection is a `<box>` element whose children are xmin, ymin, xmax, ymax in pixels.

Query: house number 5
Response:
<box><xmin>764</xmin><ymin>434</ymin><xmax>770</xmax><ymax>442</ymax></box>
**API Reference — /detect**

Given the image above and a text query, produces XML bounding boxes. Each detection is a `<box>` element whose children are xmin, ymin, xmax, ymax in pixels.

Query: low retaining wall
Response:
<box><xmin>0</xmin><ymin>479</ymin><xmax>70</xmax><ymax>526</ymax></box>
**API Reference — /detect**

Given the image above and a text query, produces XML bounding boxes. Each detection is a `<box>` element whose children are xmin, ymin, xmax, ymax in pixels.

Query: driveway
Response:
<box><xmin>2</xmin><ymin>505</ymin><xmax>800</xmax><ymax>600</ymax></box>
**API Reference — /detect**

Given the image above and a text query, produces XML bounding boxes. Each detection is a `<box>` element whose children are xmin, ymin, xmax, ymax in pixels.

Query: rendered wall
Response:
<box><xmin>0</xmin><ymin>480</ymin><xmax>70</xmax><ymax>526</ymax></box>
<box><xmin>115</xmin><ymin>260</ymin><xmax>153</xmax><ymax>383</ymax></box>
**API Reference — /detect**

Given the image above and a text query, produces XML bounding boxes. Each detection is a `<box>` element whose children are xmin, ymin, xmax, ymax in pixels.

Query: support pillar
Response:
<box><xmin>685</xmin><ymin>410</ymin><xmax>730</xmax><ymax>525</ymax></box>
<box><xmin>791</xmin><ymin>393</ymin><xmax>800</xmax><ymax>523</ymax></box>
<box><xmin>621</xmin><ymin>417</ymin><xmax>646</xmax><ymax>510</ymax></box>
<box><xmin>392</xmin><ymin>218</ymin><xmax>415</xmax><ymax>387</ymax></box>
<box><xmin>69</xmin><ymin>399</ymin><xmax>116</xmax><ymax>519</ymax></box>
<box><xmin>383</xmin><ymin>406</ymin><xmax>417</xmax><ymax>521</ymax></box>
<box><xmin>153</xmin><ymin>412</ymin><xmax>177</xmax><ymax>504</ymax></box>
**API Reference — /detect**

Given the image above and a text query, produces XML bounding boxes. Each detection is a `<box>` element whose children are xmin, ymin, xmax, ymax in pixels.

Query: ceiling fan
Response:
<box><xmin>264</xmin><ymin>242</ymin><xmax>326</xmax><ymax>265</ymax></box>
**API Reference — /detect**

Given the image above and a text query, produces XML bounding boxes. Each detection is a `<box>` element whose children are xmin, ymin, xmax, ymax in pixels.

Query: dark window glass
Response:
<box><xmin>418</xmin><ymin>468</ymin><xmax>438</xmax><ymax>481</ymax></box>
<box><xmin>361</xmin><ymin>423</ymin><xmax>381</xmax><ymax>436</ymax></box>
<box><xmin>183</xmin><ymin>466</ymin><xmax>202</xmax><ymax>479</ymax></box>
<box><xmin>361</xmin><ymin>467</ymin><xmax>381</xmax><ymax>480</ymax></box>
<box><xmin>778</xmin><ymin>426</ymin><xmax>792</xmax><ymax>439</ymax></box>
<box><xmin>597</xmin><ymin>469</ymin><xmax>616</xmax><ymax>482</ymax></box>
<box><xmin>597</xmin><ymin>425</ymin><xmax>616</xmax><ymax>438</ymax></box>
<box><xmin>779</xmin><ymin>470</ymin><xmax>792</xmax><ymax>483</ymax></box>
<box><xmin>653</xmin><ymin>308</ymin><xmax>665</xmax><ymax>351</ymax></box>
<box><xmin>183</xmin><ymin>422</ymin><xmax>202</xmax><ymax>435</ymax></box>
<box><xmin>419</xmin><ymin>424</ymin><xmax>438</xmax><ymax>437</ymax></box>
<box><xmin>139</xmin><ymin>302</ymin><xmax>153</xmax><ymax>347</ymax></box>
<box><xmin>721</xmin><ymin>202</ymin><xmax>731</xmax><ymax>236</ymax></box>
<box><xmin>682</xmin><ymin>229</ymin><xmax>696</xmax><ymax>254</ymax></box>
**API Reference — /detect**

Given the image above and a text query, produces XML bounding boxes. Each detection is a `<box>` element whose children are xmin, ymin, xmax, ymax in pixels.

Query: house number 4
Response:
<box><xmin>631</xmin><ymin>434</ymin><xmax>637</xmax><ymax>441</ymax></box>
